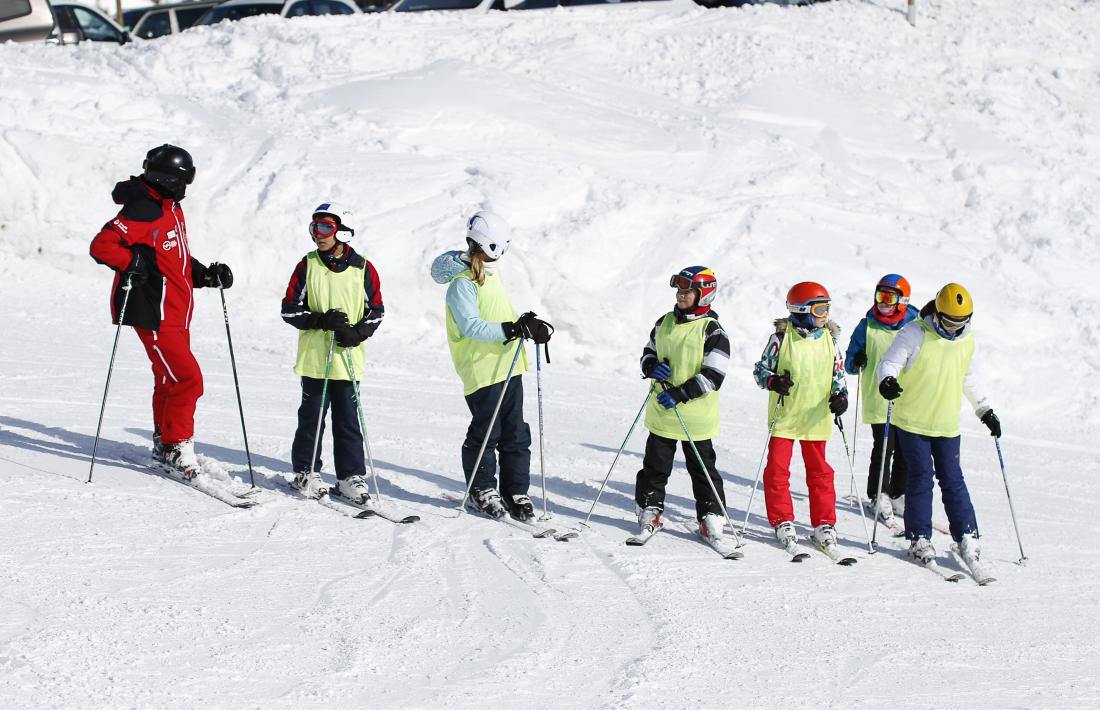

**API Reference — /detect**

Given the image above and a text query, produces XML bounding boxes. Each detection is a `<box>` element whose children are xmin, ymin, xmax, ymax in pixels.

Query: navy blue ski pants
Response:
<box><xmin>291</xmin><ymin>377</ymin><xmax>365</xmax><ymax>481</ymax></box>
<box><xmin>896</xmin><ymin>428</ymin><xmax>978</xmax><ymax>542</ymax></box>
<box><xmin>462</xmin><ymin>376</ymin><xmax>531</xmax><ymax>497</ymax></box>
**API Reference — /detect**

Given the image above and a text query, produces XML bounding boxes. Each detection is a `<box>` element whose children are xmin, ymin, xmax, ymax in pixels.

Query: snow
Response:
<box><xmin>2</xmin><ymin>0</ymin><xmax>1099</xmax><ymax>707</ymax></box>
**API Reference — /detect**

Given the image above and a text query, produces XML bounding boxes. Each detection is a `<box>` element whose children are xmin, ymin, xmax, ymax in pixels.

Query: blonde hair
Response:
<box><xmin>469</xmin><ymin>250</ymin><xmax>489</xmax><ymax>286</ymax></box>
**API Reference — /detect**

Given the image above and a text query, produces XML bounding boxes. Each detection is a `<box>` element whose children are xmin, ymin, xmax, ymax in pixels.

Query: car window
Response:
<box><xmin>314</xmin><ymin>0</ymin><xmax>354</xmax><ymax>13</ymax></box>
<box><xmin>72</xmin><ymin>6</ymin><xmax>121</xmax><ymax>41</ymax></box>
<box><xmin>121</xmin><ymin>8</ymin><xmax>147</xmax><ymax>28</ymax></box>
<box><xmin>395</xmin><ymin>0</ymin><xmax>481</xmax><ymax>11</ymax></box>
<box><xmin>53</xmin><ymin>6</ymin><xmax>79</xmax><ymax>33</ymax></box>
<box><xmin>174</xmin><ymin>5</ymin><xmax>209</xmax><ymax>28</ymax></box>
<box><xmin>0</xmin><ymin>0</ymin><xmax>33</xmax><ymax>22</ymax></box>
<box><xmin>285</xmin><ymin>0</ymin><xmax>312</xmax><ymax>16</ymax></box>
<box><xmin>135</xmin><ymin>9</ymin><xmax>171</xmax><ymax>38</ymax></box>
<box><xmin>198</xmin><ymin>3</ymin><xmax>280</xmax><ymax>23</ymax></box>
<box><xmin>505</xmin><ymin>0</ymin><xmax>556</xmax><ymax>9</ymax></box>
<box><xmin>354</xmin><ymin>0</ymin><xmax>390</xmax><ymax>10</ymax></box>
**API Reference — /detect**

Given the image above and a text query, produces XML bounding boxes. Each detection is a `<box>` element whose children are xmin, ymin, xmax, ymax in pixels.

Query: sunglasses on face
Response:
<box><xmin>309</xmin><ymin>220</ymin><xmax>339</xmax><ymax>238</ymax></box>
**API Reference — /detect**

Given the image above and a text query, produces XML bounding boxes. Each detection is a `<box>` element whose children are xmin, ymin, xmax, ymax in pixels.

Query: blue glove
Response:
<box><xmin>656</xmin><ymin>388</ymin><xmax>684</xmax><ymax>410</ymax></box>
<box><xmin>650</xmin><ymin>362</ymin><xmax>672</xmax><ymax>381</ymax></box>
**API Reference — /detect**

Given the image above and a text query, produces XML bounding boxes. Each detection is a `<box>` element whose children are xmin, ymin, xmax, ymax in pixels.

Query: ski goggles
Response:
<box><xmin>309</xmin><ymin>219</ymin><xmax>339</xmax><ymax>238</ymax></box>
<box><xmin>790</xmin><ymin>301</ymin><xmax>831</xmax><ymax>318</ymax></box>
<box><xmin>938</xmin><ymin>312</ymin><xmax>971</xmax><ymax>332</ymax></box>
<box><xmin>875</xmin><ymin>289</ymin><xmax>909</xmax><ymax>307</ymax></box>
<box><xmin>670</xmin><ymin>274</ymin><xmax>716</xmax><ymax>291</ymax></box>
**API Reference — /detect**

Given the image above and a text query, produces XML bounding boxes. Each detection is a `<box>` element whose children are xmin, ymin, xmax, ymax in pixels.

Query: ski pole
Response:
<box><xmin>308</xmin><ymin>333</ymin><xmax>337</xmax><ymax>482</ymax></box>
<box><xmin>88</xmin><ymin>274</ymin><xmax>134</xmax><ymax>484</ymax></box>
<box><xmin>535</xmin><ymin>343</ymin><xmax>551</xmax><ymax>521</ymax></box>
<box><xmin>738</xmin><ymin>384</ymin><xmax>786</xmax><ymax>540</ymax></box>
<box><xmin>835</xmin><ymin>415</ymin><xmax>874</xmax><ymax>554</ymax></box>
<box><xmin>663</xmin><ymin>383</ymin><xmax>737</xmax><ymax>538</ymax></box>
<box><xmin>994</xmin><ymin>437</ymin><xmax>1027</xmax><ymax>565</ymax></box>
<box><xmin>870</xmin><ymin>400</ymin><xmax>894</xmax><ymax>549</ymax></box>
<box><xmin>580</xmin><ymin>384</ymin><xmax>654</xmax><ymax>528</ymax></box>
<box><xmin>457</xmin><ymin>339</ymin><xmax>525</xmax><ymax>514</ymax></box>
<box><xmin>219</xmin><ymin>287</ymin><xmax>254</xmax><ymax>488</ymax></box>
<box><xmin>342</xmin><ymin>349</ymin><xmax>382</xmax><ymax>503</ymax></box>
<box><xmin>907</xmin><ymin>0</ymin><xmax>917</xmax><ymax>27</ymax></box>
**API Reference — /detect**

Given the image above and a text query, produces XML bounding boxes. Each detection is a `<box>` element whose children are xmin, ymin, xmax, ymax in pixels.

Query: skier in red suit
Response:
<box><xmin>89</xmin><ymin>144</ymin><xmax>233</xmax><ymax>480</ymax></box>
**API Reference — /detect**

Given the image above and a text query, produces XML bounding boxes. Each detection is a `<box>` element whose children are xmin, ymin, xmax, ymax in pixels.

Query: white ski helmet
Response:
<box><xmin>465</xmin><ymin>211</ymin><xmax>511</xmax><ymax>260</ymax></box>
<box><xmin>312</xmin><ymin>202</ymin><xmax>356</xmax><ymax>238</ymax></box>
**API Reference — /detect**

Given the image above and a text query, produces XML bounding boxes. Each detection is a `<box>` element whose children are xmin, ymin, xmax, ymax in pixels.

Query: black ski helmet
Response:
<box><xmin>143</xmin><ymin>144</ymin><xmax>195</xmax><ymax>200</ymax></box>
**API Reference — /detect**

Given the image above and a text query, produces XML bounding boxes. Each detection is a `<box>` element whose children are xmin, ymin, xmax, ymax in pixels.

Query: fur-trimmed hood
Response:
<box><xmin>774</xmin><ymin>317</ymin><xmax>841</xmax><ymax>340</ymax></box>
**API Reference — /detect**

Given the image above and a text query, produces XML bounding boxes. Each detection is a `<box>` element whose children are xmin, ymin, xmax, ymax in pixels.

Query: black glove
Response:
<box><xmin>316</xmin><ymin>309</ymin><xmax>348</xmax><ymax>331</ymax></box>
<box><xmin>852</xmin><ymin>351</ymin><xmax>867</xmax><ymax>370</ymax></box>
<box><xmin>335</xmin><ymin>324</ymin><xmax>366</xmax><ymax>348</ymax></box>
<box><xmin>829</xmin><ymin>392</ymin><xmax>848</xmax><ymax>416</ymax></box>
<box><xmin>766</xmin><ymin>372</ymin><xmax>793</xmax><ymax>397</ymax></box>
<box><xmin>503</xmin><ymin>312</ymin><xmax>555</xmax><ymax>344</ymax></box>
<box><xmin>203</xmin><ymin>262</ymin><xmax>233</xmax><ymax>289</ymax></box>
<box><xmin>879</xmin><ymin>376</ymin><xmax>903</xmax><ymax>400</ymax></box>
<box><xmin>124</xmin><ymin>250</ymin><xmax>149</xmax><ymax>285</ymax></box>
<box><xmin>981</xmin><ymin>410</ymin><xmax>1001</xmax><ymax>437</ymax></box>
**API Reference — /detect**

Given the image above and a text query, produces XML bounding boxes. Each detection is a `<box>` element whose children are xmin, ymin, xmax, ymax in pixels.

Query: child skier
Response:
<box><xmin>877</xmin><ymin>283</ymin><xmax>1000</xmax><ymax>579</ymax></box>
<box><xmin>430</xmin><ymin>211</ymin><xmax>552</xmax><ymax>522</ymax></box>
<box><xmin>753</xmin><ymin>282</ymin><xmax>849</xmax><ymax>555</ymax></box>
<box><xmin>89</xmin><ymin>144</ymin><xmax>233</xmax><ymax>480</ymax></box>
<box><xmin>635</xmin><ymin>266</ymin><xmax>732</xmax><ymax>547</ymax></box>
<box><xmin>843</xmin><ymin>274</ymin><xmax>918</xmax><ymax>525</ymax></box>
<box><xmin>281</xmin><ymin>203</ymin><xmax>384</xmax><ymax>501</ymax></box>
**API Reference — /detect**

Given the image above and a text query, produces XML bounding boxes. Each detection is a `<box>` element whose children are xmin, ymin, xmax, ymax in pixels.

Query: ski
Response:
<box><xmin>918</xmin><ymin>557</ymin><xmax>966</xmax><ymax>582</ymax></box>
<box><xmin>625</xmin><ymin>524</ymin><xmax>662</xmax><ymax>546</ymax></box>
<box><xmin>781</xmin><ymin>539</ymin><xmax>811</xmax><ymax>562</ymax></box>
<box><xmin>811</xmin><ymin>539</ymin><xmax>858</xmax><ymax>566</ymax></box>
<box><xmin>328</xmin><ymin>490</ymin><xmax>420</xmax><ymax>524</ymax></box>
<box><xmin>125</xmin><ymin>455</ymin><xmax>258</xmax><ymax>509</ymax></box>
<box><xmin>950</xmin><ymin>545</ymin><xmax>997</xmax><ymax>586</ymax></box>
<box><xmin>443</xmin><ymin>493</ymin><xmax>573</xmax><ymax>541</ymax></box>
<box><xmin>877</xmin><ymin>514</ymin><xmax>906</xmax><ymax>537</ymax></box>
<box><xmin>267</xmin><ymin>475</ymin><xmax>374</xmax><ymax>519</ymax></box>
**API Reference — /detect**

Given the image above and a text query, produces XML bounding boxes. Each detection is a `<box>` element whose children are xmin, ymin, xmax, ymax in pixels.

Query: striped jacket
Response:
<box><xmin>640</xmin><ymin>309</ymin><xmax>730</xmax><ymax>401</ymax></box>
<box><xmin>281</xmin><ymin>245</ymin><xmax>384</xmax><ymax>338</ymax></box>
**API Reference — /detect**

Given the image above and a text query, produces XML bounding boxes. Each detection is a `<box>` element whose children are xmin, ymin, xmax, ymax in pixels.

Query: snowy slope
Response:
<box><xmin>2</xmin><ymin>1</ymin><xmax>1099</xmax><ymax>707</ymax></box>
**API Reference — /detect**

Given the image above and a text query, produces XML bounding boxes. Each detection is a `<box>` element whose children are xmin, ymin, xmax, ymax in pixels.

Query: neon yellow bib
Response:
<box><xmin>445</xmin><ymin>270</ymin><xmax>528</xmax><ymax>395</ymax></box>
<box><xmin>644</xmin><ymin>313</ymin><xmax>720</xmax><ymax>441</ymax></box>
<box><xmin>770</xmin><ymin>326</ymin><xmax>834</xmax><ymax>441</ymax></box>
<box><xmin>861</xmin><ymin>321</ymin><xmax>902</xmax><ymax>425</ymax></box>
<box><xmin>294</xmin><ymin>251</ymin><xmax>366</xmax><ymax>381</ymax></box>
<box><xmin>892</xmin><ymin>320</ymin><xmax>975</xmax><ymax>438</ymax></box>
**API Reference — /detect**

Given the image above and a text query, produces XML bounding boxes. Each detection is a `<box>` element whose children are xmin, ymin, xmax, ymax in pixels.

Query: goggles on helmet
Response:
<box><xmin>309</xmin><ymin>219</ymin><xmax>339</xmax><ymax>238</ymax></box>
<box><xmin>875</xmin><ymin>289</ymin><xmax>908</xmax><ymax>307</ymax></box>
<box><xmin>790</xmin><ymin>300</ymin><xmax>831</xmax><ymax>318</ymax></box>
<box><xmin>938</xmin><ymin>312</ymin><xmax>971</xmax><ymax>332</ymax></box>
<box><xmin>670</xmin><ymin>274</ymin><xmax>716</xmax><ymax>291</ymax></box>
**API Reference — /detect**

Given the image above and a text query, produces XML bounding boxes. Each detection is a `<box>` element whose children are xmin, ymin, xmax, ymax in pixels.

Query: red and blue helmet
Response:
<box><xmin>875</xmin><ymin>273</ymin><xmax>911</xmax><ymax>314</ymax></box>
<box><xmin>670</xmin><ymin>266</ymin><xmax>718</xmax><ymax>313</ymax></box>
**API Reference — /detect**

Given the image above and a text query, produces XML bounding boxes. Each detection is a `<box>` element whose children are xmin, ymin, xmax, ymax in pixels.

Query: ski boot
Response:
<box><xmin>291</xmin><ymin>469</ymin><xmax>329</xmax><ymax>499</ymax></box>
<box><xmin>873</xmin><ymin>492</ymin><xmax>895</xmax><ymax>523</ymax></box>
<box><xmin>908</xmin><ymin>537</ymin><xmax>936</xmax><ymax>564</ymax></box>
<box><xmin>637</xmin><ymin>505</ymin><xmax>663</xmax><ymax>534</ymax></box>
<box><xmin>160</xmin><ymin>439</ymin><xmax>201</xmax><ymax>481</ymax></box>
<box><xmin>774</xmin><ymin>520</ymin><xmax>797</xmax><ymax>546</ymax></box>
<box><xmin>471</xmin><ymin>488</ymin><xmax>508</xmax><ymax>519</ymax></box>
<box><xmin>812</xmin><ymin>523</ymin><xmax>838</xmax><ymax>549</ymax></box>
<box><xmin>503</xmin><ymin>494</ymin><xmax>535</xmax><ymax>522</ymax></box>
<box><xmin>891</xmin><ymin>494</ymin><xmax>905</xmax><ymax>517</ymax></box>
<box><xmin>698</xmin><ymin>513</ymin><xmax>726</xmax><ymax>542</ymax></box>
<box><xmin>151</xmin><ymin>426</ymin><xmax>163</xmax><ymax>461</ymax></box>
<box><xmin>335</xmin><ymin>475</ymin><xmax>371</xmax><ymax>505</ymax></box>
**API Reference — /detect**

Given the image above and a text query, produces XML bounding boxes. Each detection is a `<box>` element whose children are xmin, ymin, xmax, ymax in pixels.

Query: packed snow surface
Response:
<box><xmin>2</xmin><ymin>0</ymin><xmax>1099</xmax><ymax>707</ymax></box>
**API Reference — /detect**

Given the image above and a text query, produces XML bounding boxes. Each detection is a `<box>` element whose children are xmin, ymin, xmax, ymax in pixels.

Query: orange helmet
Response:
<box><xmin>875</xmin><ymin>274</ymin><xmax>911</xmax><ymax>314</ymax></box>
<box><xmin>786</xmin><ymin>281</ymin><xmax>831</xmax><ymax>318</ymax></box>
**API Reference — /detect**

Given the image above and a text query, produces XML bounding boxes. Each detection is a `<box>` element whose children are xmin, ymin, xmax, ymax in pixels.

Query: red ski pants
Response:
<box><xmin>763</xmin><ymin>437</ymin><xmax>836</xmax><ymax>528</ymax></box>
<box><xmin>135</xmin><ymin>326</ymin><xmax>203</xmax><ymax>445</ymax></box>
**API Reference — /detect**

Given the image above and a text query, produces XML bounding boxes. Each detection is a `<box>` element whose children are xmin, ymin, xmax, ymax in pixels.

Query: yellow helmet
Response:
<box><xmin>935</xmin><ymin>283</ymin><xmax>973</xmax><ymax>319</ymax></box>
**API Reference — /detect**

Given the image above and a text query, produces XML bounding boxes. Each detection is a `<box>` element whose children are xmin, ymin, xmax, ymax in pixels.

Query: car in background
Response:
<box><xmin>0</xmin><ymin>0</ymin><xmax>56</xmax><ymax>42</ymax></box>
<box><xmin>50</xmin><ymin>2</ymin><xmax>130</xmax><ymax>43</ymax></box>
<box><xmin>389</xmin><ymin>0</ymin><xmax>678</xmax><ymax>12</ymax></box>
<box><xmin>126</xmin><ymin>0</ymin><xmax>218</xmax><ymax>38</ymax></box>
<box><xmin>192</xmin><ymin>0</ymin><xmax>359</xmax><ymax>25</ymax></box>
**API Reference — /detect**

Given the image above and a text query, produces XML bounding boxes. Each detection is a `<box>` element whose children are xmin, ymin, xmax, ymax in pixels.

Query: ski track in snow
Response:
<box><xmin>3</xmin><ymin>0</ymin><xmax>1100</xmax><ymax>707</ymax></box>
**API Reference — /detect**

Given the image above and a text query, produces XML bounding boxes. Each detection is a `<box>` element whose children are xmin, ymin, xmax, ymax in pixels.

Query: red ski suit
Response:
<box><xmin>89</xmin><ymin>178</ymin><xmax>209</xmax><ymax>445</ymax></box>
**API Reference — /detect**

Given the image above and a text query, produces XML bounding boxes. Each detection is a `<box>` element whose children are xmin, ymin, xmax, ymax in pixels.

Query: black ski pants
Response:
<box><xmin>866</xmin><ymin>422</ymin><xmax>908</xmax><ymax>500</ymax></box>
<box><xmin>462</xmin><ymin>376</ymin><xmax>531</xmax><ymax>497</ymax></box>
<box><xmin>291</xmin><ymin>376</ymin><xmax>365</xmax><ymax>481</ymax></box>
<box><xmin>635</xmin><ymin>433</ymin><xmax>726</xmax><ymax>521</ymax></box>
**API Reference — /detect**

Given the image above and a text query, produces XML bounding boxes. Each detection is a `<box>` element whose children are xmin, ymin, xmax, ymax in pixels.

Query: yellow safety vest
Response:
<box><xmin>445</xmin><ymin>270</ymin><xmax>528</xmax><ymax>395</ymax></box>
<box><xmin>861</xmin><ymin>322</ymin><xmax>903</xmax><ymax>425</ymax></box>
<box><xmin>892</xmin><ymin>320</ymin><xmax>975</xmax><ymax>438</ymax></box>
<box><xmin>294</xmin><ymin>251</ymin><xmax>366</xmax><ymax>381</ymax></box>
<box><xmin>770</xmin><ymin>325</ymin><xmax>834</xmax><ymax>441</ymax></box>
<box><xmin>644</xmin><ymin>313</ymin><xmax>720</xmax><ymax>441</ymax></box>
